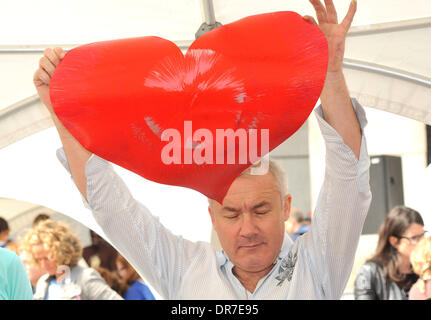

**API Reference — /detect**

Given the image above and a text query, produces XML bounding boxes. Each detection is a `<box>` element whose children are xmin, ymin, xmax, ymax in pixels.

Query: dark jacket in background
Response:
<box><xmin>354</xmin><ymin>260</ymin><xmax>418</xmax><ymax>300</ymax></box>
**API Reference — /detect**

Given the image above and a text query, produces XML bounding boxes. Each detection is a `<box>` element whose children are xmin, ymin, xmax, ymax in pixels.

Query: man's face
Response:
<box><xmin>32</xmin><ymin>244</ymin><xmax>58</xmax><ymax>276</ymax></box>
<box><xmin>209</xmin><ymin>172</ymin><xmax>291</xmax><ymax>274</ymax></box>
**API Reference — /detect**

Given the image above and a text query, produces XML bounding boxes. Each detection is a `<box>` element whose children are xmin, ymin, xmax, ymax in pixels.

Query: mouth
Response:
<box><xmin>239</xmin><ymin>242</ymin><xmax>263</xmax><ymax>250</ymax></box>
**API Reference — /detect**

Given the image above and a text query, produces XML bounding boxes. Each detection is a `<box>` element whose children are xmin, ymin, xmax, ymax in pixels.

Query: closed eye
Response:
<box><xmin>222</xmin><ymin>205</ymin><xmax>240</xmax><ymax>219</ymax></box>
<box><xmin>225</xmin><ymin>214</ymin><xmax>240</xmax><ymax>219</ymax></box>
<box><xmin>252</xmin><ymin>201</ymin><xmax>271</xmax><ymax>214</ymax></box>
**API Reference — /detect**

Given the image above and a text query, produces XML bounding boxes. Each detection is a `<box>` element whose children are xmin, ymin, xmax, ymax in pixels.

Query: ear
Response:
<box><xmin>0</xmin><ymin>230</ymin><xmax>7</xmax><ymax>239</ymax></box>
<box><xmin>283</xmin><ymin>194</ymin><xmax>292</xmax><ymax>222</ymax></box>
<box><xmin>389</xmin><ymin>236</ymin><xmax>400</xmax><ymax>249</ymax></box>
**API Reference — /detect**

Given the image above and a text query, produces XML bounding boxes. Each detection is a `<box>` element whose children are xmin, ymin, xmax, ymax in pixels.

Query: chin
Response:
<box><xmin>235</xmin><ymin>247</ymin><xmax>274</xmax><ymax>268</ymax></box>
<box><xmin>47</xmin><ymin>269</ymin><xmax>57</xmax><ymax>276</ymax></box>
<box><xmin>239</xmin><ymin>255</ymin><xmax>275</xmax><ymax>272</ymax></box>
<box><xmin>242</xmin><ymin>261</ymin><xmax>274</xmax><ymax>273</ymax></box>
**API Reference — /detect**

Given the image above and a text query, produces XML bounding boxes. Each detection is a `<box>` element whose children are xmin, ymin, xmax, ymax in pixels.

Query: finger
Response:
<box><xmin>303</xmin><ymin>15</ymin><xmax>318</xmax><ymax>26</ymax></box>
<box><xmin>309</xmin><ymin>0</ymin><xmax>328</xmax><ymax>24</ymax></box>
<box><xmin>34</xmin><ymin>68</ymin><xmax>51</xmax><ymax>86</ymax></box>
<box><xmin>39</xmin><ymin>56</ymin><xmax>56</xmax><ymax>77</ymax></box>
<box><xmin>54</xmin><ymin>47</ymin><xmax>66</xmax><ymax>60</ymax></box>
<box><xmin>44</xmin><ymin>47</ymin><xmax>61</xmax><ymax>67</ymax></box>
<box><xmin>324</xmin><ymin>0</ymin><xmax>338</xmax><ymax>23</ymax></box>
<box><xmin>341</xmin><ymin>0</ymin><xmax>357</xmax><ymax>30</ymax></box>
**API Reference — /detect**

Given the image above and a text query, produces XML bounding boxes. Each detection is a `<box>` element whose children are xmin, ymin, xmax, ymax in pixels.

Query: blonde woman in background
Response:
<box><xmin>409</xmin><ymin>236</ymin><xmax>431</xmax><ymax>300</ymax></box>
<box><xmin>18</xmin><ymin>248</ymin><xmax>46</xmax><ymax>293</ymax></box>
<box><xmin>22</xmin><ymin>220</ymin><xmax>122</xmax><ymax>300</ymax></box>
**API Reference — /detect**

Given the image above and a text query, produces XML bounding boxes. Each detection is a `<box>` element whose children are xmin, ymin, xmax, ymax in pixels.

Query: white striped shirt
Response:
<box><xmin>57</xmin><ymin>99</ymin><xmax>371</xmax><ymax>299</ymax></box>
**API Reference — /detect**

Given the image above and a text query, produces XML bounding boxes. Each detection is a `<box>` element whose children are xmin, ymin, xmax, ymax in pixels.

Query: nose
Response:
<box><xmin>40</xmin><ymin>260</ymin><xmax>49</xmax><ymax>271</ymax></box>
<box><xmin>239</xmin><ymin>213</ymin><xmax>258</xmax><ymax>238</ymax></box>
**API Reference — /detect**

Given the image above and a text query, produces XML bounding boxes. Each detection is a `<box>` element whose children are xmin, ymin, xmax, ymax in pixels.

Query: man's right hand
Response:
<box><xmin>33</xmin><ymin>47</ymin><xmax>66</xmax><ymax>114</ymax></box>
<box><xmin>33</xmin><ymin>46</ymin><xmax>92</xmax><ymax>200</ymax></box>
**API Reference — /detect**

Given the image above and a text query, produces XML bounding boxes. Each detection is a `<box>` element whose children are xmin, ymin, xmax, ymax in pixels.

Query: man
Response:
<box><xmin>33</xmin><ymin>0</ymin><xmax>371</xmax><ymax>299</ymax></box>
<box><xmin>285</xmin><ymin>208</ymin><xmax>310</xmax><ymax>241</ymax></box>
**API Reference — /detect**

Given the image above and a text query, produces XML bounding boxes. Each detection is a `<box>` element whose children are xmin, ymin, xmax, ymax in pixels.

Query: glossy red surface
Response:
<box><xmin>50</xmin><ymin>11</ymin><xmax>328</xmax><ymax>203</ymax></box>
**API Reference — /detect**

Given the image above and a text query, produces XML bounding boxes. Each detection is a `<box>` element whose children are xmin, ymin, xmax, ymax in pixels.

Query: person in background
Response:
<box><xmin>32</xmin><ymin>214</ymin><xmax>89</xmax><ymax>268</ymax></box>
<box><xmin>22</xmin><ymin>219</ymin><xmax>122</xmax><ymax>300</ymax></box>
<box><xmin>354</xmin><ymin>206</ymin><xmax>426</xmax><ymax>300</ymax></box>
<box><xmin>95</xmin><ymin>266</ymin><xmax>128</xmax><ymax>297</ymax></box>
<box><xmin>116</xmin><ymin>254</ymin><xmax>155</xmax><ymax>300</ymax></box>
<box><xmin>285</xmin><ymin>207</ymin><xmax>310</xmax><ymax>241</ymax></box>
<box><xmin>303</xmin><ymin>212</ymin><xmax>312</xmax><ymax>226</ymax></box>
<box><xmin>33</xmin><ymin>213</ymin><xmax>51</xmax><ymax>227</ymax></box>
<box><xmin>0</xmin><ymin>247</ymin><xmax>33</xmax><ymax>300</ymax></box>
<box><xmin>11</xmin><ymin>214</ymin><xmax>52</xmax><ymax>292</ymax></box>
<box><xmin>83</xmin><ymin>230</ymin><xmax>119</xmax><ymax>272</ymax></box>
<box><xmin>18</xmin><ymin>247</ymin><xmax>47</xmax><ymax>293</ymax></box>
<box><xmin>0</xmin><ymin>217</ymin><xmax>18</xmax><ymax>252</ymax></box>
<box><xmin>0</xmin><ymin>217</ymin><xmax>10</xmax><ymax>248</ymax></box>
<box><xmin>409</xmin><ymin>235</ymin><xmax>431</xmax><ymax>300</ymax></box>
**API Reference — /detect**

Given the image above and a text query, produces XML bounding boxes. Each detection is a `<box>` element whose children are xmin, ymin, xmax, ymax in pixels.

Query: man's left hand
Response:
<box><xmin>304</xmin><ymin>0</ymin><xmax>357</xmax><ymax>74</ymax></box>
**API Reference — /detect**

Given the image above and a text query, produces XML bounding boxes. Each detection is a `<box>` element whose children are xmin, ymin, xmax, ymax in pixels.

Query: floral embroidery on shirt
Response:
<box><xmin>275</xmin><ymin>247</ymin><xmax>298</xmax><ymax>286</ymax></box>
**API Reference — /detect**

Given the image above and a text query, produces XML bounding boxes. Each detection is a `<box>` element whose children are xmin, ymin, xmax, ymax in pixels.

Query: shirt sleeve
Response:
<box><xmin>298</xmin><ymin>98</ymin><xmax>372</xmax><ymax>299</ymax></box>
<box><xmin>354</xmin><ymin>263</ymin><xmax>378</xmax><ymax>300</ymax></box>
<box><xmin>56</xmin><ymin>150</ymin><xmax>203</xmax><ymax>300</ymax></box>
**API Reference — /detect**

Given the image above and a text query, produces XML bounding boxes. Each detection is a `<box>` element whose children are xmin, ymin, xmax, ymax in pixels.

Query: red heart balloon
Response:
<box><xmin>50</xmin><ymin>11</ymin><xmax>328</xmax><ymax>203</ymax></box>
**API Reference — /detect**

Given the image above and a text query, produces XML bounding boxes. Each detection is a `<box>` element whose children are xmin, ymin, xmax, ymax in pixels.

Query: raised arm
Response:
<box><xmin>305</xmin><ymin>0</ymin><xmax>361</xmax><ymax>159</ymax></box>
<box><xmin>34</xmin><ymin>48</ymin><xmax>204</xmax><ymax>299</ymax></box>
<box><xmin>33</xmin><ymin>47</ymin><xmax>91</xmax><ymax>199</ymax></box>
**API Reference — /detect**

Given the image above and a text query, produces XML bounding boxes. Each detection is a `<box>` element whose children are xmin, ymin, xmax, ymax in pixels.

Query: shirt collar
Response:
<box><xmin>278</xmin><ymin>232</ymin><xmax>294</xmax><ymax>260</ymax></box>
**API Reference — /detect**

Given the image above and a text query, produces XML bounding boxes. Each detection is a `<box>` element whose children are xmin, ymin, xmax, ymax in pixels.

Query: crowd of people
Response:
<box><xmin>285</xmin><ymin>205</ymin><xmax>430</xmax><ymax>300</ymax></box>
<box><xmin>1</xmin><ymin>204</ymin><xmax>430</xmax><ymax>300</ymax></box>
<box><xmin>0</xmin><ymin>214</ymin><xmax>155</xmax><ymax>300</ymax></box>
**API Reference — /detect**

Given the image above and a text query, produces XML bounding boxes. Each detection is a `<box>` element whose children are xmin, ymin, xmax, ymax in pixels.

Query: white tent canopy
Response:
<box><xmin>2</xmin><ymin>0</ymin><xmax>431</xmax><ymax>147</ymax></box>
